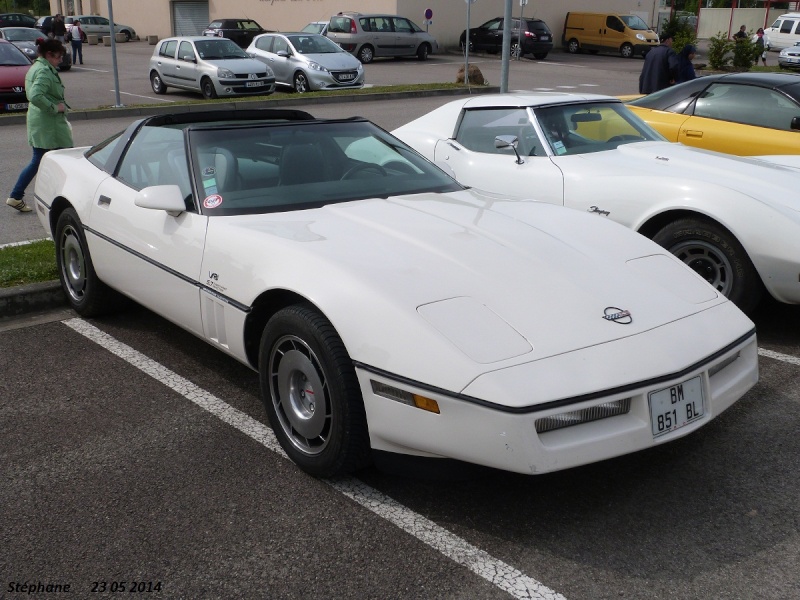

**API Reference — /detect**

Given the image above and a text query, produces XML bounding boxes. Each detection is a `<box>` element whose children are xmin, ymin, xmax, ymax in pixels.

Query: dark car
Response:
<box><xmin>0</xmin><ymin>38</ymin><xmax>32</xmax><ymax>112</ymax></box>
<box><xmin>460</xmin><ymin>17</ymin><xmax>553</xmax><ymax>60</ymax></box>
<box><xmin>202</xmin><ymin>18</ymin><xmax>270</xmax><ymax>48</ymax></box>
<box><xmin>0</xmin><ymin>13</ymin><xmax>37</xmax><ymax>28</ymax></box>
<box><xmin>35</xmin><ymin>15</ymin><xmax>52</xmax><ymax>34</ymax></box>
<box><xmin>0</xmin><ymin>27</ymin><xmax>72</xmax><ymax>70</ymax></box>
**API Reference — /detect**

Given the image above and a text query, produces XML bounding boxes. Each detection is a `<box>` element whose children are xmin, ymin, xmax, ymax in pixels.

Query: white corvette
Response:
<box><xmin>34</xmin><ymin>109</ymin><xmax>757</xmax><ymax>477</ymax></box>
<box><xmin>392</xmin><ymin>93</ymin><xmax>800</xmax><ymax>314</ymax></box>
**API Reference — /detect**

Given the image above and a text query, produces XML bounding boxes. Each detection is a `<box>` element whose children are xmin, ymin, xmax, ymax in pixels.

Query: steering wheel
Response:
<box><xmin>607</xmin><ymin>134</ymin><xmax>645</xmax><ymax>143</ymax></box>
<box><xmin>340</xmin><ymin>163</ymin><xmax>388</xmax><ymax>180</ymax></box>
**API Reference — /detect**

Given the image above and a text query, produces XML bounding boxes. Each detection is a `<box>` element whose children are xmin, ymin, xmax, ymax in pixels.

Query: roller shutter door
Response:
<box><xmin>172</xmin><ymin>1</ymin><xmax>209</xmax><ymax>36</ymax></box>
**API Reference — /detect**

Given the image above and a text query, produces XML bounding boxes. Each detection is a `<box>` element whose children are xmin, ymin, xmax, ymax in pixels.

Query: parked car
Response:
<box><xmin>33</xmin><ymin>108</ymin><xmax>757</xmax><ymax>477</ymax></box>
<box><xmin>202</xmin><ymin>18</ymin><xmax>268</xmax><ymax>48</ymax></box>
<box><xmin>0</xmin><ymin>27</ymin><xmax>72</xmax><ymax>70</ymax></box>
<box><xmin>460</xmin><ymin>17</ymin><xmax>553</xmax><ymax>60</ymax></box>
<box><xmin>301</xmin><ymin>21</ymin><xmax>328</xmax><ymax>36</ymax></box>
<box><xmin>626</xmin><ymin>72</ymin><xmax>800</xmax><ymax>156</ymax></box>
<box><xmin>149</xmin><ymin>36</ymin><xmax>275</xmax><ymax>100</ymax></box>
<box><xmin>563</xmin><ymin>12</ymin><xmax>659</xmax><ymax>58</ymax></box>
<box><xmin>64</xmin><ymin>15</ymin><xmax>136</xmax><ymax>41</ymax></box>
<box><xmin>0</xmin><ymin>13</ymin><xmax>37</xmax><ymax>28</ymax></box>
<box><xmin>778</xmin><ymin>41</ymin><xmax>800</xmax><ymax>69</ymax></box>
<box><xmin>393</xmin><ymin>93</ymin><xmax>800</xmax><ymax>313</ymax></box>
<box><xmin>34</xmin><ymin>15</ymin><xmax>52</xmax><ymax>35</ymax></box>
<box><xmin>0</xmin><ymin>38</ymin><xmax>31</xmax><ymax>112</ymax></box>
<box><xmin>326</xmin><ymin>12</ymin><xmax>438</xmax><ymax>63</ymax></box>
<box><xmin>246</xmin><ymin>32</ymin><xmax>364</xmax><ymax>93</ymax></box>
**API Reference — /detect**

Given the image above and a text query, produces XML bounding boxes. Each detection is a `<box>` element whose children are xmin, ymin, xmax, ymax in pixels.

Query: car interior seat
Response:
<box><xmin>279</xmin><ymin>141</ymin><xmax>326</xmax><ymax>185</ymax></box>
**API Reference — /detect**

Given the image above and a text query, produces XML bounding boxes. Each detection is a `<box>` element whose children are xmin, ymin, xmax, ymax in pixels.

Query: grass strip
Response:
<box><xmin>0</xmin><ymin>239</ymin><xmax>58</xmax><ymax>288</ymax></box>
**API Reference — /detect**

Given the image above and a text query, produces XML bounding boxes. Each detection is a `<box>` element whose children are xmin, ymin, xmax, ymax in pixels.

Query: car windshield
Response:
<box><xmin>195</xmin><ymin>39</ymin><xmax>247</xmax><ymax>60</ymax></box>
<box><xmin>628</xmin><ymin>77</ymin><xmax>716</xmax><ymax>111</ymax></box>
<box><xmin>186</xmin><ymin>119</ymin><xmax>461</xmax><ymax>216</ymax></box>
<box><xmin>620</xmin><ymin>15</ymin><xmax>649</xmax><ymax>30</ymax></box>
<box><xmin>287</xmin><ymin>34</ymin><xmax>343</xmax><ymax>54</ymax></box>
<box><xmin>301</xmin><ymin>23</ymin><xmax>325</xmax><ymax>34</ymax></box>
<box><xmin>533</xmin><ymin>101</ymin><xmax>665</xmax><ymax>156</ymax></box>
<box><xmin>3</xmin><ymin>28</ymin><xmax>42</xmax><ymax>42</ymax></box>
<box><xmin>0</xmin><ymin>41</ymin><xmax>29</xmax><ymax>65</ymax></box>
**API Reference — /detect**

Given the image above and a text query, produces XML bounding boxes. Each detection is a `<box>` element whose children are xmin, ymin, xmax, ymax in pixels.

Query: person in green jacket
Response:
<box><xmin>6</xmin><ymin>38</ymin><xmax>73</xmax><ymax>213</ymax></box>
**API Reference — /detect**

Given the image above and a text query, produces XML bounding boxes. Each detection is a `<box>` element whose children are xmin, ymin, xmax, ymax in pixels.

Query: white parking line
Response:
<box><xmin>759</xmin><ymin>348</ymin><xmax>800</xmax><ymax>366</ymax></box>
<box><xmin>116</xmin><ymin>91</ymin><xmax>177</xmax><ymax>103</ymax></box>
<box><xmin>63</xmin><ymin>317</ymin><xmax>567</xmax><ymax>600</ymax></box>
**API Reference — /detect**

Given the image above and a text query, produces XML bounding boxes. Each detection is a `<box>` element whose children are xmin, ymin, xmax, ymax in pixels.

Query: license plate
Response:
<box><xmin>338</xmin><ymin>73</ymin><xmax>355</xmax><ymax>80</ymax></box>
<box><xmin>6</xmin><ymin>102</ymin><xmax>28</xmax><ymax>110</ymax></box>
<box><xmin>245</xmin><ymin>81</ymin><xmax>265</xmax><ymax>88</ymax></box>
<box><xmin>540</xmin><ymin>35</ymin><xmax>550</xmax><ymax>41</ymax></box>
<box><xmin>648</xmin><ymin>375</ymin><xmax>705</xmax><ymax>437</ymax></box>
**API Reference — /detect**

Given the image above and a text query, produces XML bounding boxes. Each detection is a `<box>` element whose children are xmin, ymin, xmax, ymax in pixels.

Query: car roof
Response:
<box><xmin>460</xmin><ymin>91</ymin><xmax>619</xmax><ymax>109</ymax></box>
<box><xmin>712</xmin><ymin>71</ymin><xmax>800</xmax><ymax>89</ymax></box>
<box><xmin>161</xmin><ymin>36</ymin><xmax>234</xmax><ymax>42</ymax></box>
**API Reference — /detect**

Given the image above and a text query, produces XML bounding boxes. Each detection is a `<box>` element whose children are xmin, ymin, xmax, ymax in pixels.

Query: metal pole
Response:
<box><xmin>465</xmin><ymin>0</ymin><xmax>470</xmax><ymax>85</ymax></box>
<box><xmin>518</xmin><ymin>1</ymin><xmax>525</xmax><ymax>61</ymax></box>
<box><xmin>500</xmin><ymin>0</ymin><xmax>511</xmax><ymax>93</ymax></box>
<box><xmin>107</xmin><ymin>0</ymin><xmax>123</xmax><ymax>107</ymax></box>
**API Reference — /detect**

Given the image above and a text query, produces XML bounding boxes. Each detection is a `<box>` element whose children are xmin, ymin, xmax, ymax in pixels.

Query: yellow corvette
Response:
<box><xmin>626</xmin><ymin>72</ymin><xmax>800</xmax><ymax>155</ymax></box>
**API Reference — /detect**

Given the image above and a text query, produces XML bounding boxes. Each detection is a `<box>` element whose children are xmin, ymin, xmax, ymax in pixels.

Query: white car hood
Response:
<box><xmin>207</xmin><ymin>188</ymin><xmax>727</xmax><ymax>386</ymax></box>
<box><xmin>572</xmin><ymin>142</ymin><xmax>800</xmax><ymax>212</ymax></box>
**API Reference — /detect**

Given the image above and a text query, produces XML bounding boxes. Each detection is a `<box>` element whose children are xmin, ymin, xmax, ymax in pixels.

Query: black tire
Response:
<box><xmin>150</xmin><ymin>70</ymin><xmax>166</xmax><ymax>94</ymax></box>
<box><xmin>652</xmin><ymin>218</ymin><xmax>763</xmax><ymax>313</ymax></box>
<box><xmin>460</xmin><ymin>38</ymin><xmax>474</xmax><ymax>53</ymax></box>
<box><xmin>55</xmin><ymin>208</ymin><xmax>120</xmax><ymax>316</ymax></box>
<box><xmin>293</xmin><ymin>71</ymin><xmax>309</xmax><ymax>93</ymax></box>
<box><xmin>567</xmin><ymin>38</ymin><xmax>580</xmax><ymax>54</ymax></box>
<box><xmin>357</xmin><ymin>44</ymin><xmax>374</xmax><ymax>64</ymax></box>
<box><xmin>259</xmin><ymin>304</ymin><xmax>371</xmax><ymax>477</ymax></box>
<box><xmin>416</xmin><ymin>42</ymin><xmax>430</xmax><ymax>61</ymax></box>
<box><xmin>620</xmin><ymin>42</ymin><xmax>634</xmax><ymax>58</ymax></box>
<box><xmin>533</xmin><ymin>52</ymin><xmax>548</xmax><ymax>60</ymax></box>
<box><xmin>59</xmin><ymin>65</ymin><xmax>71</xmax><ymax>71</ymax></box>
<box><xmin>121</xmin><ymin>29</ymin><xmax>132</xmax><ymax>42</ymax></box>
<box><xmin>201</xmin><ymin>76</ymin><xmax>217</xmax><ymax>99</ymax></box>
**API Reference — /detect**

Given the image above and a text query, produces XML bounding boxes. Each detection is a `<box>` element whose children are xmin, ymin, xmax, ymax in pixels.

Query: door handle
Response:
<box><xmin>682</xmin><ymin>130</ymin><xmax>704</xmax><ymax>138</ymax></box>
<box><xmin>98</xmin><ymin>194</ymin><xmax>111</xmax><ymax>205</ymax></box>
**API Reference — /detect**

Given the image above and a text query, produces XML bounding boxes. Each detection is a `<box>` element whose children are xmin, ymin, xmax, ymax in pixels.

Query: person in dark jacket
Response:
<box><xmin>639</xmin><ymin>33</ymin><xmax>680</xmax><ymax>94</ymax></box>
<box><xmin>52</xmin><ymin>14</ymin><xmax>66</xmax><ymax>42</ymax></box>
<box><xmin>676</xmin><ymin>44</ymin><xmax>697</xmax><ymax>83</ymax></box>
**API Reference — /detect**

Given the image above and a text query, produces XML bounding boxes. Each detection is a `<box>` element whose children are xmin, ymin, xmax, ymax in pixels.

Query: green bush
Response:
<box><xmin>732</xmin><ymin>34</ymin><xmax>757</xmax><ymax>69</ymax></box>
<box><xmin>708</xmin><ymin>31</ymin><xmax>733</xmax><ymax>70</ymax></box>
<box><xmin>661</xmin><ymin>14</ymin><xmax>698</xmax><ymax>55</ymax></box>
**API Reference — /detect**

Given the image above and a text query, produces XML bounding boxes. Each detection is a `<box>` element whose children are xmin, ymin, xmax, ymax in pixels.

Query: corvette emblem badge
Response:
<box><xmin>603</xmin><ymin>307</ymin><xmax>632</xmax><ymax>324</ymax></box>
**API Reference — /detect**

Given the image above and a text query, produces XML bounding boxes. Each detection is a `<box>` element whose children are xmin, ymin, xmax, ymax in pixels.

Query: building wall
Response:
<box><xmin>49</xmin><ymin>0</ymin><xmax>658</xmax><ymax>49</ymax></box>
<box><xmin>697</xmin><ymin>8</ymin><xmax>788</xmax><ymax>40</ymax></box>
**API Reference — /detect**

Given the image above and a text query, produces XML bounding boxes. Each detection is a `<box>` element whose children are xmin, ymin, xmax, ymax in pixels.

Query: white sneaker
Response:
<box><xmin>6</xmin><ymin>197</ymin><xmax>32</xmax><ymax>212</ymax></box>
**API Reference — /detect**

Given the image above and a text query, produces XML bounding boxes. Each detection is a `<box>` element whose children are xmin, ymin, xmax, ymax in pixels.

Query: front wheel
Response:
<box><xmin>150</xmin><ymin>71</ymin><xmax>167</xmax><ymax>94</ymax></box>
<box><xmin>201</xmin><ymin>76</ymin><xmax>217</xmax><ymax>99</ymax></box>
<box><xmin>620</xmin><ymin>42</ymin><xmax>634</xmax><ymax>58</ymax></box>
<box><xmin>511</xmin><ymin>43</ymin><xmax>523</xmax><ymax>59</ymax></box>
<box><xmin>259</xmin><ymin>305</ymin><xmax>371</xmax><ymax>477</ymax></box>
<box><xmin>357</xmin><ymin>44</ymin><xmax>374</xmax><ymax>64</ymax></box>
<box><xmin>416</xmin><ymin>43</ymin><xmax>430</xmax><ymax>60</ymax></box>
<box><xmin>460</xmin><ymin>38</ymin><xmax>474</xmax><ymax>53</ymax></box>
<box><xmin>293</xmin><ymin>71</ymin><xmax>309</xmax><ymax>93</ymax></box>
<box><xmin>533</xmin><ymin>52</ymin><xmax>548</xmax><ymax>60</ymax></box>
<box><xmin>567</xmin><ymin>38</ymin><xmax>580</xmax><ymax>54</ymax></box>
<box><xmin>652</xmin><ymin>218</ymin><xmax>763</xmax><ymax>313</ymax></box>
<box><xmin>55</xmin><ymin>208</ymin><xmax>120</xmax><ymax>316</ymax></box>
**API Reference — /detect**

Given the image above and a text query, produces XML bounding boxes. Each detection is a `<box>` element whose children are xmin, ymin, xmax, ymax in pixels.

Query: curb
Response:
<box><xmin>0</xmin><ymin>280</ymin><xmax>65</xmax><ymax>319</ymax></box>
<box><xmin>0</xmin><ymin>85</ymin><xmax>502</xmax><ymax>128</ymax></box>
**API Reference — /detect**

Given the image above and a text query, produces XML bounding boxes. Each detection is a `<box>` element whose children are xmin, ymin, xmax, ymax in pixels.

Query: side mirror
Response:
<box><xmin>792</xmin><ymin>116</ymin><xmax>800</xmax><ymax>131</ymax></box>
<box><xmin>276</xmin><ymin>50</ymin><xmax>289</xmax><ymax>58</ymax></box>
<box><xmin>181</xmin><ymin>55</ymin><xmax>196</xmax><ymax>63</ymax></box>
<box><xmin>134</xmin><ymin>185</ymin><xmax>186</xmax><ymax>217</ymax></box>
<box><xmin>495</xmin><ymin>134</ymin><xmax>524</xmax><ymax>164</ymax></box>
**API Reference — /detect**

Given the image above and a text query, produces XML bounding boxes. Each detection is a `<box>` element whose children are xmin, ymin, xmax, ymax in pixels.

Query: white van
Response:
<box><xmin>765</xmin><ymin>13</ymin><xmax>800</xmax><ymax>50</ymax></box>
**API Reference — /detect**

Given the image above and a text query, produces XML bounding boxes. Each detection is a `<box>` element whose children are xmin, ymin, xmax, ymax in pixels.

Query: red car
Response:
<box><xmin>0</xmin><ymin>38</ymin><xmax>31</xmax><ymax>112</ymax></box>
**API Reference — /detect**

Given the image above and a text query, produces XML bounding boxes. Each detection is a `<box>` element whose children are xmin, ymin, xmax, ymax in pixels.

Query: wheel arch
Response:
<box><xmin>48</xmin><ymin>196</ymin><xmax>74</xmax><ymax>237</ymax></box>
<box><xmin>243</xmin><ymin>289</ymin><xmax>332</xmax><ymax>369</ymax></box>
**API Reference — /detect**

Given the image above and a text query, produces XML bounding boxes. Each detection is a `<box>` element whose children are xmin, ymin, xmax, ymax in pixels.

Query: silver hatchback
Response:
<box><xmin>149</xmin><ymin>36</ymin><xmax>275</xmax><ymax>100</ymax></box>
<box><xmin>247</xmin><ymin>33</ymin><xmax>364</xmax><ymax>93</ymax></box>
<box><xmin>326</xmin><ymin>12</ymin><xmax>438</xmax><ymax>64</ymax></box>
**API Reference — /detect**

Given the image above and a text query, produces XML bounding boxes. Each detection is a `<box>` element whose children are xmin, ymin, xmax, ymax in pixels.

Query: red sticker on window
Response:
<box><xmin>203</xmin><ymin>194</ymin><xmax>223</xmax><ymax>209</ymax></box>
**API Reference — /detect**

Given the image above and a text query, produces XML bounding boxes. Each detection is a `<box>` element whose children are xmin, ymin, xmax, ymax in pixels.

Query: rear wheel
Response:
<box><xmin>293</xmin><ymin>71</ymin><xmax>309</xmax><ymax>93</ymax></box>
<box><xmin>259</xmin><ymin>304</ymin><xmax>371</xmax><ymax>477</ymax></box>
<box><xmin>620</xmin><ymin>42</ymin><xmax>634</xmax><ymax>58</ymax></box>
<box><xmin>357</xmin><ymin>44</ymin><xmax>374</xmax><ymax>64</ymax></box>
<box><xmin>201</xmin><ymin>76</ymin><xmax>217</xmax><ymax>99</ymax></box>
<box><xmin>511</xmin><ymin>42</ymin><xmax>523</xmax><ymax>59</ymax></box>
<box><xmin>150</xmin><ymin>70</ymin><xmax>167</xmax><ymax>94</ymax></box>
<box><xmin>533</xmin><ymin>52</ymin><xmax>548</xmax><ymax>60</ymax></box>
<box><xmin>652</xmin><ymin>218</ymin><xmax>763</xmax><ymax>313</ymax></box>
<box><xmin>568</xmin><ymin>38</ymin><xmax>580</xmax><ymax>53</ymax></box>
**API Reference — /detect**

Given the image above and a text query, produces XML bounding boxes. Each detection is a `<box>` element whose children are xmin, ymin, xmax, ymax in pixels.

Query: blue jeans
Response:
<box><xmin>71</xmin><ymin>40</ymin><xmax>83</xmax><ymax>64</ymax></box>
<box><xmin>10</xmin><ymin>147</ymin><xmax>48</xmax><ymax>201</ymax></box>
